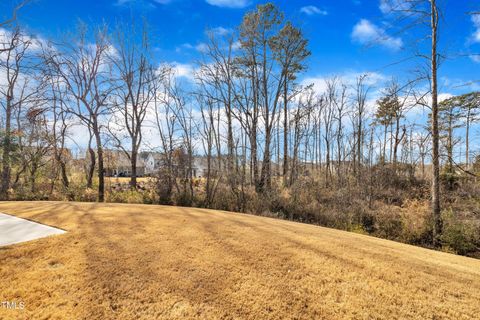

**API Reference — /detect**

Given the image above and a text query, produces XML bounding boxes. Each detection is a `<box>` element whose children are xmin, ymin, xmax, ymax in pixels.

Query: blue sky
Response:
<box><xmin>2</xmin><ymin>0</ymin><xmax>478</xmax><ymax>156</ymax></box>
<box><xmin>9</xmin><ymin>0</ymin><xmax>480</xmax><ymax>95</ymax></box>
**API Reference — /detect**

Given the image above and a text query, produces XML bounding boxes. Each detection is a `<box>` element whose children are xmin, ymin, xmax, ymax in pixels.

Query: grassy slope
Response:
<box><xmin>0</xmin><ymin>201</ymin><xmax>479</xmax><ymax>320</ymax></box>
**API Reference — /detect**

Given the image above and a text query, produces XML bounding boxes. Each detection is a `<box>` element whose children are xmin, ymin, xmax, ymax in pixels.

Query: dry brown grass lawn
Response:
<box><xmin>0</xmin><ymin>201</ymin><xmax>479</xmax><ymax>320</ymax></box>
<box><xmin>105</xmin><ymin>177</ymin><xmax>154</xmax><ymax>184</ymax></box>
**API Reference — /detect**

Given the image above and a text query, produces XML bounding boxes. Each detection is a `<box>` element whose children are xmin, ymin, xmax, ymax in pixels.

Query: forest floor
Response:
<box><xmin>0</xmin><ymin>201</ymin><xmax>479</xmax><ymax>320</ymax></box>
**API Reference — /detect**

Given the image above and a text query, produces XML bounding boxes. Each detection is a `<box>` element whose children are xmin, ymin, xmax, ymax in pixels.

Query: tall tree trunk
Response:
<box><xmin>259</xmin><ymin>41</ymin><xmax>272</xmax><ymax>193</ymax></box>
<box><xmin>283</xmin><ymin>80</ymin><xmax>288</xmax><ymax>186</ymax></box>
<box><xmin>389</xmin><ymin>122</ymin><xmax>393</xmax><ymax>162</ymax></box>
<box><xmin>356</xmin><ymin>118</ymin><xmax>362</xmax><ymax>176</ymax></box>
<box><xmin>260</xmin><ymin>129</ymin><xmax>272</xmax><ymax>192</ymax></box>
<box><xmin>60</xmin><ymin>160</ymin><xmax>69</xmax><ymax>189</ymax></box>
<box><xmin>226</xmin><ymin>98</ymin><xmax>236</xmax><ymax>192</ymax></box>
<box><xmin>86</xmin><ymin>130</ymin><xmax>95</xmax><ymax>189</ymax></box>
<box><xmin>130</xmin><ymin>132</ymin><xmax>138</xmax><ymax>189</ymax></box>
<box><xmin>393</xmin><ymin>117</ymin><xmax>400</xmax><ymax>165</ymax></box>
<box><xmin>251</xmin><ymin>68</ymin><xmax>259</xmax><ymax>190</ymax></box>
<box><xmin>447</xmin><ymin>112</ymin><xmax>453</xmax><ymax>174</ymax></box>
<box><xmin>93</xmin><ymin>119</ymin><xmax>105</xmax><ymax>202</ymax></box>
<box><xmin>0</xmin><ymin>95</ymin><xmax>12</xmax><ymax>200</ymax></box>
<box><xmin>352</xmin><ymin>129</ymin><xmax>357</xmax><ymax>176</ymax></box>
<box><xmin>325</xmin><ymin>137</ymin><xmax>330</xmax><ymax>185</ymax></box>
<box><xmin>290</xmin><ymin>119</ymin><xmax>300</xmax><ymax>185</ymax></box>
<box><xmin>336</xmin><ymin>116</ymin><xmax>343</xmax><ymax>182</ymax></box>
<box><xmin>205</xmin><ymin>140</ymin><xmax>212</xmax><ymax>206</ymax></box>
<box><xmin>383</xmin><ymin>123</ymin><xmax>388</xmax><ymax>163</ymax></box>
<box><xmin>251</xmin><ymin>128</ymin><xmax>258</xmax><ymax>190</ymax></box>
<box><xmin>55</xmin><ymin>152</ymin><xmax>69</xmax><ymax>189</ymax></box>
<box><xmin>130</xmin><ymin>149</ymin><xmax>138</xmax><ymax>189</ymax></box>
<box><xmin>87</xmin><ymin>147</ymin><xmax>95</xmax><ymax>189</ymax></box>
<box><xmin>421</xmin><ymin>154</ymin><xmax>426</xmax><ymax>180</ymax></box>
<box><xmin>30</xmin><ymin>164</ymin><xmax>37</xmax><ymax>194</ymax></box>
<box><xmin>466</xmin><ymin>108</ymin><xmax>471</xmax><ymax>168</ymax></box>
<box><xmin>431</xmin><ymin>0</ymin><xmax>442</xmax><ymax>247</ymax></box>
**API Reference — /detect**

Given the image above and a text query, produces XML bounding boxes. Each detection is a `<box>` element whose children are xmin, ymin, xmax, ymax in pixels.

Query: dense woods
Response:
<box><xmin>1</xmin><ymin>1</ymin><xmax>480</xmax><ymax>257</ymax></box>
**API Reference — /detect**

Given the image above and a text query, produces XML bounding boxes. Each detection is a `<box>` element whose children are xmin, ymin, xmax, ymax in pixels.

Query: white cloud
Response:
<box><xmin>168</xmin><ymin>62</ymin><xmax>196</xmax><ymax>81</ymax></box>
<box><xmin>439</xmin><ymin>93</ymin><xmax>453</xmax><ymax>103</ymax></box>
<box><xmin>464</xmin><ymin>14</ymin><xmax>480</xmax><ymax>69</ymax></box>
<box><xmin>232</xmin><ymin>40</ymin><xmax>241</xmax><ymax>50</ymax></box>
<box><xmin>379</xmin><ymin>0</ymin><xmax>394</xmax><ymax>14</ymax></box>
<box><xmin>176</xmin><ymin>43</ymin><xmax>194</xmax><ymax>52</ymax></box>
<box><xmin>302</xmin><ymin>71</ymin><xmax>387</xmax><ymax>95</ymax></box>
<box><xmin>205</xmin><ymin>0</ymin><xmax>250</xmax><ymax>8</ymax></box>
<box><xmin>465</xmin><ymin>21</ymin><xmax>480</xmax><ymax>64</ymax></box>
<box><xmin>115</xmin><ymin>0</ymin><xmax>131</xmax><ymax>5</ymax></box>
<box><xmin>300</xmin><ymin>5</ymin><xmax>328</xmax><ymax>16</ymax></box>
<box><xmin>351</xmin><ymin>19</ymin><xmax>402</xmax><ymax>51</ymax></box>
<box><xmin>208</xmin><ymin>26</ymin><xmax>232</xmax><ymax>36</ymax></box>
<box><xmin>405</xmin><ymin>92</ymin><xmax>454</xmax><ymax>120</ymax></box>
<box><xmin>65</xmin><ymin>122</ymin><xmax>92</xmax><ymax>151</ymax></box>
<box><xmin>195</xmin><ymin>43</ymin><xmax>208</xmax><ymax>53</ymax></box>
<box><xmin>115</xmin><ymin>0</ymin><xmax>171</xmax><ymax>7</ymax></box>
<box><xmin>470</xmin><ymin>15</ymin><xmax>480</xmax><ymax>44</ymax></box>
<box><xmin>379</xmin><ymin>0</ymin><xmax>411</xmax><ymax>14</ymax></box>
<box><xmin>301</xmin><ymin>71</ymin><xmax>388</xmax><ymax>114</ymax></box>
<box><xmin>470</xmin><ymin>54</ymin><xmax>480</xmax><ymax>63</ymax></box>
<box><xmin>0</xmin><ymin>28</ymin><xmax>46</xmax><ymax>55</ymax></box>
<box><xmin>175</xmin><ymin>42</ymin><xmax>208</xmax><ymax>53</ymax></box>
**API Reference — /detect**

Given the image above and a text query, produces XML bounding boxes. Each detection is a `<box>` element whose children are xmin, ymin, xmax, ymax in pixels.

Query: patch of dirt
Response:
<box><xmin>47</xmin><ymin>261</ymin><xmax>63</xmax><ymax>269</ymax></box>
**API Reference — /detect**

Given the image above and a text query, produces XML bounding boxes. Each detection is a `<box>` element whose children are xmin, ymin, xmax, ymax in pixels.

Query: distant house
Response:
<box><xmin>142</xmin><ymin>152</ymin><xmax>221</xmax><ymax>178</ymax></box>
<box><xmin>145</xmin><ymin>152</ymin><xmax>163</xmax><ymax>175</ymax></box>
<box><xmin>191</xmin><ymin>156</ymin><xmax>215</xmax><ymax>178</ymax></box>
<box><xmin>103</xmin><ymin>149</ymin><xmax>146</xmax><ymax>177</ymax></box>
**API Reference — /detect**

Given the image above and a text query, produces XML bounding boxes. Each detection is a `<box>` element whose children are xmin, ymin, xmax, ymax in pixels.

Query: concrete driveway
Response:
<box><xmin>0</xmin><ymin>212</ymin><xmax>65</xmax><ymax>246</ymax></box>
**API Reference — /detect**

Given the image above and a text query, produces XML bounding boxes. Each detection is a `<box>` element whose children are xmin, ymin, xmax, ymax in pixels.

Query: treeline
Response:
<box><xmin>1</xmin><ymin>2</ymin><xmax>480</xmax><ymax>256</ymax></box>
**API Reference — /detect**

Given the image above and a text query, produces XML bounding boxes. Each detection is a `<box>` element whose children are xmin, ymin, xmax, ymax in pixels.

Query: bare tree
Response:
<box><xmin>109</xmin><ymin>20</ymin><xmax>157</xmax><ymax>189</ymax></box>
<box><xmin>198</xmin><ymin>96</ymin><xmax>220</xmax><ymax>206</ymax></box>
<box><xmin>43</xmin><ymin>64</ymin><xmax>71</xmax><ymax>192</ymax></box>
<box><xmin>379</xmin><ymin>0</ymin><xmax>444</xmax><ymax>245</ymax></box>
<box><xmin>156</xmin><ymin>70</ymin><xmax>195</xmax><ymax>204</ymax></box>
<box><xmin>439</xmin><ymin>92</ymin><xmax>480</xmax><ymax>168</ymax></box>
<box><xmin>197</xmin><ymin>32</ymin><xmax>237</xmax><ymax>195</ymax></box>
<box><xmin>430</xmin><ymin>1</ymin><xmax>442</xmax><ymax>244</ymax></box>
<box><xmin>382</xmin><ymin>0</ymin><xmax>444</xmax><ymax>244</ymax></box>
<box><xmin>414</xmin><ymin>128</ymin><xmax>431</xmax><ymax>179</ymax></box>
<box><xmin>236</xmin><ymin>3</ymin><xmax>309</xmax><ymax>192</ymax></box>
<box><xmin>269</xmin><ymin>22</ymin><xmax>310</xmax><ymax>186</ymax></box>
<box><xmin>47</xmin><ymin>23</ymin><xmax>113</xmax><ymax>202</ymax></box>
<box><xmin>0</xmin><ymin>27</ymin><xmax>35</xmax><ymax>199</ymax></box>
<box><xmin>377</xmin><ymin>79</ymin><xmax>413</xmax><ymax>166</ymax></box>
<box><xmin>333</xmin><ymin>82</ymin><xmax>348</xmax><ymax>183</ymax></box>
<box><xmin>0</xmin><ymin>0</ymin><xmax>29</xmax><ymax>29</ymax></box>
<box><xmin>323</xmin><ymin>79</ymin><xmax>337</xmax><ymax>184</ymax></box>
<box><xmin>153</xmin><ymin>68</ymin><xmax>178</xmax><ymax>204</ymax></box>
<box><xmin>23</xmin><ymin>107</ymin><xmax>52</xmax><ymax>194</ymax></box>
<box><xmin>237</xmin><ymin>3</ymin><xmax>284</xmax><ymax>192</ymax></box>
<box><xmin>352</xmin><ymin>74</ymin><xmax>370</xmax><ymax>177</ymax></box>
<box><xmin>289</xmin><ymin>89</ymin><xmax>315</xmax><ymax>185</ymax></box>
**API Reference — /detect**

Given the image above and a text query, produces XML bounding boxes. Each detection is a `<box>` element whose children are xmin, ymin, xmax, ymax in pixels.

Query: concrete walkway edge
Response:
<box><xmin>0</xmin><ymin>212</ymin><xmax>66</xmax><ymax>247</ymax></box>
